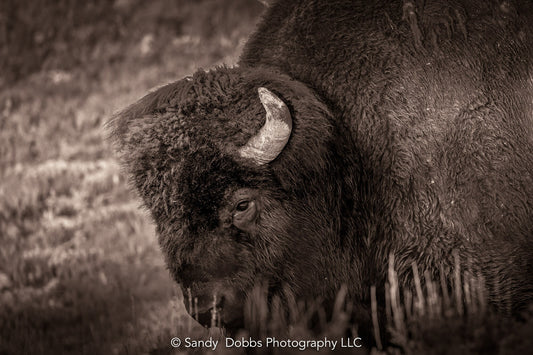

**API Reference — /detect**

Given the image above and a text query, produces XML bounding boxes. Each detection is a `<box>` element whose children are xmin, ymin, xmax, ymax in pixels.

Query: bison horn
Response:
<box><xmin>239</xmin><ymin>87</ymin><xmax>292</xmax><ymax>165</ymax></box>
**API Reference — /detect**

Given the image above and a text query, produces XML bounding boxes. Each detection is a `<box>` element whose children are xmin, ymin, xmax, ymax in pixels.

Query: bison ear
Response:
<box><xmin>239</xmin><ymin>87</ymin><xmax>292</xmax><ymax>165</ymax></box>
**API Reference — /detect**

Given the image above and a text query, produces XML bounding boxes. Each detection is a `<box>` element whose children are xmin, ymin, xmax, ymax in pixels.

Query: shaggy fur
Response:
<box><xmin>111</xmin><ymin>0</ymin><xmax>533</xmax><ymax>333</ymax></box>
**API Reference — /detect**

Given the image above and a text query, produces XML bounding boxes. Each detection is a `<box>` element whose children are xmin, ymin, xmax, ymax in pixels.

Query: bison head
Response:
<box><xmin>110</xmin><ymin>67</ymin><xmax>358</xmax><ymax>329</ymax></box>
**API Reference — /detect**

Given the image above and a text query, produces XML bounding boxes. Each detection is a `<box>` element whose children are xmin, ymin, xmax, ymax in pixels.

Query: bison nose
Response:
<box><xmin>180</xmin><ymin>283</ymin><xmax>245</xmax><ymax>330</ymax></box>
<box><xmin>187</xmin><ymin>293</ymin><xmax>225</xmax><ymax>327</ymax></box>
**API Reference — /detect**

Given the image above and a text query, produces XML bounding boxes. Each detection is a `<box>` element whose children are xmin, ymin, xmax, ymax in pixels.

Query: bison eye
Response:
<box><xmin>235</xmin><ymin>200</ymin><xmax>250</xmax><ymax>212</ymax></box>
<box><xmin>232</xmin><ymin>199</ymin><xmax>258</xmax><ymax>231</ymax></box>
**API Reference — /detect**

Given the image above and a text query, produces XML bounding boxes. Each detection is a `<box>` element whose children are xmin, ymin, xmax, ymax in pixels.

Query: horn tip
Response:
<box><xmin>257</xmin><ymin>87</ymin><xmax>287</xmax><ymax>112</ymax></box>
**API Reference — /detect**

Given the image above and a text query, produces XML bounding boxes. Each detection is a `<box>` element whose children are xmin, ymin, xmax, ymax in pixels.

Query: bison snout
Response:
<box><xmin>181</xmin><ymin>283</ymin><xmax>244</xmax><ymax>329</ymax></box>
<box><xmin>183</xmin><ymin>291</ymin><xmax>221</xmax><ymax>327</ymax></box>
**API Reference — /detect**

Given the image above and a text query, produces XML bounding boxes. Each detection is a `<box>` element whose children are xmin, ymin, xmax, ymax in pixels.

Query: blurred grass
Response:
<box><xmin>0</xmin><ymin>0</ymin><xmax>263</xmax><ymax>354</ymax></box>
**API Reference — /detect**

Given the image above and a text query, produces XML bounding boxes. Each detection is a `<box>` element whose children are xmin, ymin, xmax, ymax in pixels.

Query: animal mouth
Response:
<box><xmin>189</xmin><ymin>301</ymin><xmax>222</xmax><ymax>328</ymax></box>
<box><xmin>196</xmin><ymin>308</ymin><xmax>217</xmax><ymax>327</ymax></box>
<box><xmin>195</xmin><ymin>308</ymin><xmax>243</xmax><ymax>330</ymax></box>
<box><xmin>191</xmin><ymin>296</ymin><xmax>244</xmax><ymax>330</ymax></box>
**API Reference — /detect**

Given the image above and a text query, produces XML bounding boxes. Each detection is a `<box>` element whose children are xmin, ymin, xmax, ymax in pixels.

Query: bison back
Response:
<box><xmin>241</xmin><ymin>0</ymin><xmax>533</xmax><ymax>311</ymax></box>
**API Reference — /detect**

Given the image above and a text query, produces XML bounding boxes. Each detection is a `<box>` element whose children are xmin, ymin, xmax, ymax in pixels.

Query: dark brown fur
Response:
<box><xmin>110</xmin><ymin>0</ymin><xmax>533</xmax><ymax>333</ymax></box>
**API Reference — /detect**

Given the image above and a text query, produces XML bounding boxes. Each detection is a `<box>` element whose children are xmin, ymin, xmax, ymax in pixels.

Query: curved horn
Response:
<box><xmin>239</xmin><ymin>87</ymin><xmax>292</xmax><ymax>165</ymax></box>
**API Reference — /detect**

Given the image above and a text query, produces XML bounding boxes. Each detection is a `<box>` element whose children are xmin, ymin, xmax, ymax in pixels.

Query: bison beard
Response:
<box><xmin>109</xmin><ymin>0</ymin><xmax>533</xmax><ymax>338</ymax></box>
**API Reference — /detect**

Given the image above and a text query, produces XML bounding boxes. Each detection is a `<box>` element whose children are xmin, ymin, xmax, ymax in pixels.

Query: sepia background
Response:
<box><xmin>0</xmin><ymin>0</ymin><xmax>264</xmax><ymax>353</ymax></box>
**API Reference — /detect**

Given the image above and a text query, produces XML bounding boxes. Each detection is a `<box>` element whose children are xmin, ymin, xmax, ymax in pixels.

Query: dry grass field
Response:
<box><xmin>1</xmin><ymin>1</ymin><xmax>533</xmax><ymax>354</ymax></box>
<box><xmin>0</xmin><ymin>1</ymin><xmax>262</xmax><ymax>353</ymax></box>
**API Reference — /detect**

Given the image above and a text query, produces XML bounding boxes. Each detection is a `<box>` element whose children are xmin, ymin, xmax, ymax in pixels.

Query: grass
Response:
<box><xmin>1</xmin><ymin>0</ymin><xmax>532</xmax><ymax>354</ymax></box>
<box><xmin>223</xmin><ymin>253</ymin><xmax>533</xmax><ymax>355</ymax></box>
<box><xmin>0</xmin><ymin>0</ymin><xmax>263</xmax><ymax>353</ymax></box>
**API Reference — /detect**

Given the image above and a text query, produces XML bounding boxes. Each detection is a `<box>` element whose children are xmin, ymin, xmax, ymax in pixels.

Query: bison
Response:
<box><xmin>110</xmin><ymin>0</ymin><xmax>533</xmax><ymax>334</ymax></box>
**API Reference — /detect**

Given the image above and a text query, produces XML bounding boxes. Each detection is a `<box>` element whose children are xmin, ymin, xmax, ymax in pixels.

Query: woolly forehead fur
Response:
<box><xmin>110</xmin><ymin>66</ymin><xmax>335</xmax><ymax>221</ymax></box>
<box><xmin>113</xmin><ymin>67</ymin><xmax>266</xmax><ymax>158</ymax></box>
